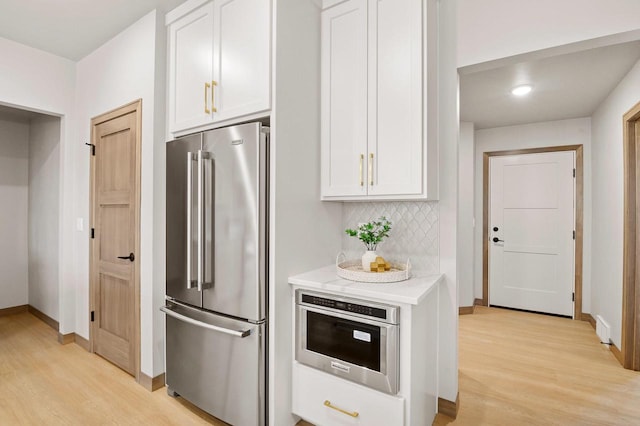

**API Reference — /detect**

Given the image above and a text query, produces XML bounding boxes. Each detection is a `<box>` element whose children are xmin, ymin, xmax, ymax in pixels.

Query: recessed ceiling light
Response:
<box><xmin>511</xmin><ymin>85</ymin><xmax>532</xmax><ymax>96</ymax></box>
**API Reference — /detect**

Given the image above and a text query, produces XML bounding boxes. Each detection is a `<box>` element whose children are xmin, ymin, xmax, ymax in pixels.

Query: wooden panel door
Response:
<box><xmin>90</xmin><ymin>101</ymin><xmax>141</xmax><ymax>377</ymax></box>
<box><xmin>489</xmin><ymin>151</ymin><xmax>575</xmax><ymax>317</ymax></box>
<box><xmin>168</xmin><ymin>2</ymin><xmax>214</xmax><ymax>133</ymax></box>
<box><xmin>367</xmin><ymin>0</ymin><xmax>423</xmax><ymax>196</ymax></box>
<box><xmin>320</xmin><ymin>0</ymin><xmax>368</xmax><ymax>198</ymax></box>
<box><xmin>212</xmin><ymin>0</ymin><xmax>271</xmax><ymax>123</ymax></box>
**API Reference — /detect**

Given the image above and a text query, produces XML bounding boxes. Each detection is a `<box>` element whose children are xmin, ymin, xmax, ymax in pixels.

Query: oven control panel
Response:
<box><xmin>301</xmin><ymin>294</ymin><xmax>388</xmax><ymax>320</ymax></box>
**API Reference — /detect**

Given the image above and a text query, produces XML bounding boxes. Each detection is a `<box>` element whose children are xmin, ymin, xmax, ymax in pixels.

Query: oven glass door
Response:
<box><xmin>305</xmin><ymin>310</ymin><xmax>382</xmax><ymax>372</ymax></box>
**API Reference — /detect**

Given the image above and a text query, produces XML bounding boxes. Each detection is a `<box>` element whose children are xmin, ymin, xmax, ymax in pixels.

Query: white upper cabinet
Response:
<box><xmin>167</xmin><ymin>0</ymin><xmax>271</xmax><ymax>135</ymax></box>
<box><xmin>320</xmin><ymin>0</ymin><xmax>368</xmax><ymax>198</ymax></box>
<box><xmin>212</xmin><ymin>0</ymin><xmax>270</xmax><ymax>122</ymax></box>
<box><xmin>321</xmin><ymin>0</ymin><xmax>437</xmax><ymax>200</ymax></box>
<box><xmin>168</xmin><ymin>2</ymin><xmax>215</xmax><ymax>133</ymax></box>
<box><xmin>368</xmin><ymin>0</ymin><xmax>423</xmax><ymax>196</ymax></box>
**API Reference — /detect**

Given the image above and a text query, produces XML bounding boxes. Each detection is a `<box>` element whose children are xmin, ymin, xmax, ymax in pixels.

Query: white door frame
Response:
<box><xmin>481</xmin><ymin>145</ymin><xmax>584</xmax><ymax>321</ymax></box>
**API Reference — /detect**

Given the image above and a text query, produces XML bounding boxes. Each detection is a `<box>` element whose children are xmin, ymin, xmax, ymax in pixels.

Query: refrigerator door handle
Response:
<box><xmin>197</xmin><ymin>150</ymin><xmax>203</xmax><ymax>292</ymax></box>
<box><xmin>197</xmin><ymin>150</ymin><xmax>212</xmax><ymax>292</ymax></box>
<box><xmin>161</xmin><ymin>306</ymin><xmax>251</xmax><ymax>338</ymax></box>
<box><xmin>186</xmin><ymin>152</ymin><xmax>197</xmax><ymax>289</ymax></box>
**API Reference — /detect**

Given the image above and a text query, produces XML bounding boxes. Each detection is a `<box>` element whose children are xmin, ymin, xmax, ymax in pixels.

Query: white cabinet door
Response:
<box><xmin>168</xmin><ymin>2</ymin><xmax>214</xmax><ymax>134</ymax></box>
<box><xmin>321</xmin><ymin>0</ymin><xmax>428</xmax><ymax>200</ymax></box>
<box><xmin>212</xmin><ymin>0</ymin><xmax>271</xmax><ymax>123</ymax></box>
<box><xmin>292</xmin><ymin>363</ymin><xmax>404</xmax><ymax>426</ymax></box>
<box><xmin>321</xmin><ymin>0</ymin><xmax>368</xmax><ymax>198</ymax></box>
<box><xmin>367</xmin><ymin>0</ymin><xmax>423</xmax><ymax>196</ymax></box>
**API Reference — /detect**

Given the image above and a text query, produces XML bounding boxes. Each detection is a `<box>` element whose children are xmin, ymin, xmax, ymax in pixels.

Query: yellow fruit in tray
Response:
<box><xmin>370</xmin><ymin>256</ymin><xmax>391</xmax><ymax>272</ymax></box>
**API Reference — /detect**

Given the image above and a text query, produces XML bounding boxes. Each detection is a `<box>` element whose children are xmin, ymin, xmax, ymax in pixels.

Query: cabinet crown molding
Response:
<box><xmin>165</xmin><ymin>0</ymin><xmax>209</xmax><ymax>25</ymax></box>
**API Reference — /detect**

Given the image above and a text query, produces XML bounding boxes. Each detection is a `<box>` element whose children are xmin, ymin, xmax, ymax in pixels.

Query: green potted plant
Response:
<box><xmin>345</xmin><ymin>216</ymin><xmax>392</xmax><ymax>271</ymax></box>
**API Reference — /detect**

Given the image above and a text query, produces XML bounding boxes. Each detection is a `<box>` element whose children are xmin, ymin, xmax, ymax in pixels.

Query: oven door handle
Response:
<box><xmin>298</xmin><ymin>304</ymin><xmax>397</xmax><ymax>328</ymax></box>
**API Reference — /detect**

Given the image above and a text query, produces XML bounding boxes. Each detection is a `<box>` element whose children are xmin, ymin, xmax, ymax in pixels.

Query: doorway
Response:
<box><xmin>89</xmin><ymin>100</ymin><xmax>142</xmax><ymax>379</ymax></box>
<box><xmin>0</xmin><ymin>105</ymin><xmax>61</xmax><ymax>329</ymax></box>
<box><xmin>622</xmin><ymin>99</ymin><xmax>640</xmax><ymax>370</ymax></box>
<box><xmin>482</xmin><ymin>145</ymin><xmax>584</xmax><ymax>320</ymax></box>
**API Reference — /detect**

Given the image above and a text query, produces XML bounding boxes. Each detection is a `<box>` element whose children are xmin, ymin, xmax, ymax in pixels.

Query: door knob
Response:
<box><xmin>117</xmin><ymin>253</ymin><xmax>135</xmax><ymax>262</ymax></box>
<box><xmin>492</xmin><ymin>237</ymin><xmax>504</xmax><ymax>243</ymax></box>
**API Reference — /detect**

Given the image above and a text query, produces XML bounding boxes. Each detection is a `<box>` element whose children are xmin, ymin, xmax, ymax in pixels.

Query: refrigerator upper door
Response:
<box><xmin>201</xmin><ymin>122</ymin><xmax>267</xmax><ymax>321</ymax></box>
<box><xmin>166</xmin><ymin>133</ymin><xmax>203</xmax><ymax>307</ymax></box>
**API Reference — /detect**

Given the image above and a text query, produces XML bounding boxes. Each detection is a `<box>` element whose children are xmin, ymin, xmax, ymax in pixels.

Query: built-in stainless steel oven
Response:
<box><xmin>295</xmin><ymin>289</ymin><xmax>399</xmax><ymax>394</ymax></box>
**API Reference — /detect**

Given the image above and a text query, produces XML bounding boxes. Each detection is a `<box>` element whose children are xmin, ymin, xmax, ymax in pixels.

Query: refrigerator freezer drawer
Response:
<box><xmin>164</xmin><ymin>303</ymin><xmax>265</xmax><ymax>426</ymax></box>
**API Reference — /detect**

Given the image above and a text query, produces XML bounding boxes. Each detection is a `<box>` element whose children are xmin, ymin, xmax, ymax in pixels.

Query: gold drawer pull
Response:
<box><xmin>204</xmin><ymin>82</ymin><xmax>211</xmax><ymax>114</ymax></box>
<box><xmin>324</xmin><ymin>400</ymin><xmax>359</xmax><ymax>418</ymax></box>
<box><xmin>359</xmin><ymin>154</ymin><xmax>364</xmax><ymax>186</ymax></box>
<box><xmin>369</xmin><ymin>153</ymin><xmax>374</xmax><ymax>186</ymax></box>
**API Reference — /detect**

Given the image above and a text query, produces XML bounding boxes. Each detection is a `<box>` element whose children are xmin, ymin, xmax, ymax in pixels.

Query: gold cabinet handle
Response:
<box><xmin>211</xmin><ymin>80</ymin><xmax>218</xmax><ymax>113</ymax></box>
<box><xmin>324</xmin><ymin>400</ymin><xmax>359</xmax><ymax>418</ymax></box>
<box><xmin>369</xmin><ymin>153</ymin><xmax>374</xmax><ymax>186</ymax></box>
<box><xmin>204</xmin><ymin>82</ymin><xmax>211</xmax><ymax>114</ymax></box>
<box><xmin>359</xmin><ymin>154</ymin><xmax>364</xmax><ymax>186</ymax></box>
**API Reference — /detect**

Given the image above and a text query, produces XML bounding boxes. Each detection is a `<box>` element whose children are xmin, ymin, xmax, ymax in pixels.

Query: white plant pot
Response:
<box><xmin>361</xmin><ymin>250</ymin><xmax>378</xmax><ymax>272</ymax></box>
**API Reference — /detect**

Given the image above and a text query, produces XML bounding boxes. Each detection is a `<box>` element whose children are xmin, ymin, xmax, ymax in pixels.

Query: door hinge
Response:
<box><xmin>572</xmin><ymin>292</ymin><xmax>575</xmax><ymax>302</ymax></box>
<box><xmin>573</xmin><ymin>168</ymin><xmax>576</xmax><ymax>178</ymax></box>
<box><xmin>85</xmin><ymin>142</ymin><xmax>95</xmax><ymax>156</ymax></box>
<box><xmin>573</xmin><ymin>230</ymin><xmax>576</xmax><ymax>240</ymax></box>
<box><xmin>90</xmin><ymin>311</ymin><xmax>95</xmax><ymax>322</ymax></box>
<box><xmin>91</xmin><ymin>228</ymin><xmax>95</xmax><ymax>239</ymax></box>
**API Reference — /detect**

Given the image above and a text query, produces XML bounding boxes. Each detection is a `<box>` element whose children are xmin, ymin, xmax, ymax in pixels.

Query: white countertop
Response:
<box><xmin>288</xmin><ymin>265</ymin><xmax>443</xmax><ymax>305</ymax></box>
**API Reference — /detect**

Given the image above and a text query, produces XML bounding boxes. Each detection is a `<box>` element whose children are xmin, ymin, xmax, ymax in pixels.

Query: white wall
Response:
<box><xmin>270</xmin><ymin>0</ymin><xmax>344</xmax><ymax>424</ymax></box>
<box><xmin>591</xmin><ymin>59</ymin><xmax>640</xmax><ymax>348</ymax></box>
<box><xmin>457</xmin><ymin>0</ymin><xmax>640</xmax><ymax>67</ymax></box>
<box><xmin>74</xmin><ymin>10</ymin><xmax>166</xmax><ymax>377</ymax></box>
<box><xmin>0</xmin><ymin>36</ymin><xmax>75</xmax><ymax>333</ymax></box>
<box><xmin>0</xmin><ymin>38</ymin><xmax>75</xmax><ymax>116</ymax></box>
<box><xmin>458</xmin><ymin>122</ymin><xmax>474</xmax><ymax>307</ymax></box>
<box><xmin>473</xmin><ymin>118</ymin><xmax>593</xmax><ymax>313</ymax></box>
<box><xmin>28</xmin><ymin>115</ymin><xmax>60</xmax><ymax>320</ymax></box>
<box><xmin>0</xmin><ymin>118</ymin><xmax>29</xmax><ymax>310</ymax></box>
<box><xmin>438</xmin><ymin>0</ymin><xmax>459</xmax><ymax>404</ymax></box>
<box><xmin>152</xmin><ymin>8</ymin><xmax>168</xmax><ymax>379</ymax></box>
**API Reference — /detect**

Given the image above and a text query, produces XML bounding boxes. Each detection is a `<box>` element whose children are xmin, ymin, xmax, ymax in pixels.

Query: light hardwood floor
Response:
<box><xmin>0</xmin><ymin>312</ymin><xmax>227</xmax><ymax>425</ymax></box>
<box><xmin>434</xmin><ymin>306</ymin><xmax>640</xmax><ymax>425</ymax></box>
<box><xmin>4</xmin><ymin>308</ymin><xmax>640</xmax><ymax>425</ymax></box>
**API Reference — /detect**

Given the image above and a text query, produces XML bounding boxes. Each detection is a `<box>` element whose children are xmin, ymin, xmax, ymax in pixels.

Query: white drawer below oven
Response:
<box><xmin>292</xmin><ymin>362</ymin><xmax>405</xmax><ymax>426</ymax></box>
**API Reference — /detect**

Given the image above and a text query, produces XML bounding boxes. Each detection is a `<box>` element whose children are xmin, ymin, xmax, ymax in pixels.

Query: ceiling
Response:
<box><xmin>460</xmin><ymin>40</ymin><xmax>640</xmax><ymax>130</ymax></box>
<box><xmin>0</xmin><ymin>0</ymin><xmax>188</xmax><ymax>60</ymax></box>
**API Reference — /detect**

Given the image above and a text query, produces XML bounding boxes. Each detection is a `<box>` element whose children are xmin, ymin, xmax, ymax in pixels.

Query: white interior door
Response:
<box><xmin>489</xmin><ymin>151</ymin><xmax>575</xmax><ymax>317</ymax></box>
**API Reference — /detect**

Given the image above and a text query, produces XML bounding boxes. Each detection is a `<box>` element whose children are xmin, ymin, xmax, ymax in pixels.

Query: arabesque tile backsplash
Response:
<box><xmin>341</xmin><ymin>201</ymin><xmax>439</xmax><ymax>273</ymax></box>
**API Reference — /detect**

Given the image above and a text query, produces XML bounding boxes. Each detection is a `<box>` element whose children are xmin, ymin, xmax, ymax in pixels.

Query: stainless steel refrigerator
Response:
<box><xmin>162</xmin><ymin>122</ymin><xmax>268</xmax><ymax>426</ymax></box>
